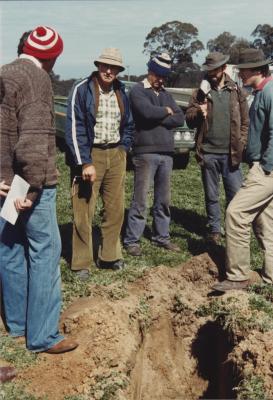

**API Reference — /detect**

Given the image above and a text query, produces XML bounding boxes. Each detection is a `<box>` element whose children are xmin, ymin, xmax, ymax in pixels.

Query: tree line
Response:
<box><xmin>52</xmin><ymin>22</ymin><xmax>273</xmax><ymax>94</ymax></box>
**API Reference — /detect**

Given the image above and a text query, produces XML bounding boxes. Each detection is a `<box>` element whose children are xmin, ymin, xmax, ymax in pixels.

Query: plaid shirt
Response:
<box><xmin>94</xmin><ymin>87</ymin><xmax>121</xmax><ymax>144</ymax></box>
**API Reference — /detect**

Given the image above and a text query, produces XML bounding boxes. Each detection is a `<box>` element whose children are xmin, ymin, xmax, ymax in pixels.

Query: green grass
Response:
<box><xmin>0</xmin><ymin>382</ymin><xmax>46</xmax><ymax>400</ymax></box>
<box><xmin>0</xmin><ymin>335</ymin><xmax>37</xmax><ymax>368</ymax></box>
<box><xmin>196</xmin><ymin>295</ymin><xmax>273</xmax><ymax>337</ymax></box>
<box><xmin>56</xmin><ymin>149</ymin><xmax>264</xmax><ymax>305</ymax></box>
<box><xmin>236</xmin><ymin>374</ymin><xmax>266</xmax><ymax>400</ymax></box>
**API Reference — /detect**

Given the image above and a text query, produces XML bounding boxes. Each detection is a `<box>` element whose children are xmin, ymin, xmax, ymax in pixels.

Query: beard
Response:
<box><xmin>207</xmin><ymin>72</ymin><xmax>224</xmax><ymax>88</ymax></box>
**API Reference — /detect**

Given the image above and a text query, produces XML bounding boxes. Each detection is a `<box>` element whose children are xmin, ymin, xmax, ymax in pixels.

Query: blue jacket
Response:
<box><xmin>246</xmin><ymin>78</ymin><xmax>273</xmax><ymax>173</ymax></box>
<box><xmin>65</xmin><ymin>72</ymin><xmax>134</xmax><ymax>166</ymax></box>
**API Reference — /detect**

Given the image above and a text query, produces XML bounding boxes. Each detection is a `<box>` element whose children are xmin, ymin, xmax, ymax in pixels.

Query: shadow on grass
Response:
<box><xmin>59</xmin><ymin>223</ymin><xmax>102</xmax><ymax>266</ymax></box>
<box><xmin>170</xmin><ymin>206</ymin><xmax>207</xmax><ymax>237</ymax></box>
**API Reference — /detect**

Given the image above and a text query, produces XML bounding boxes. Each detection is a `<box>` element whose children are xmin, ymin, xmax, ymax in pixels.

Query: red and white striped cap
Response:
<box><xmin>23</xmin><ymin>26</ymin><xmax>63</xmax><ymax>60</ymax></box>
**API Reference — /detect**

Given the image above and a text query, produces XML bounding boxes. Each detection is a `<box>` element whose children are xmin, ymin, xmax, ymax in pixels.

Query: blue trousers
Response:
<box><xmin>0</xmin><ymin>188</ymin><xmax>63</xmax><ymax>352</ymax></box>
<box><xmin>124</xmin><ymin>153</ymin><xmax>173</xmax><ymax>246</ymax></box>
<box><xmin>201</xmin><ymin>153</ymin><xmax>243</xmax><ymax>233</ymax></box>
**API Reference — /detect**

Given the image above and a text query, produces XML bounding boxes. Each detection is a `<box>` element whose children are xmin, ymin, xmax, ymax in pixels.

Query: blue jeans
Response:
<box><xmin>124</xmin><ymin>153</ymin><xmax>173</xmax><ymax>246</ymax></box>
<box><xmin>0</xmin><ymin>188</ymin><xmax>63</xmax><ymax>352</ymax></box>
<box><xmin>201</xmin><ymin>153</ymin><xmax>243</xmax><ymax>233</ymax></box>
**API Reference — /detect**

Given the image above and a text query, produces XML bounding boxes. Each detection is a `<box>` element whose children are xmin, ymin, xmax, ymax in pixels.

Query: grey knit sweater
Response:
<box><xmin>0</xmin><ymin>58</ymin><xmax>57</xmax><ymax>200</ymax></box>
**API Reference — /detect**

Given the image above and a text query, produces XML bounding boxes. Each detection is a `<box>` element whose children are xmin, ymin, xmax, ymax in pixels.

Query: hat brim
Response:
<box><xmin>236</xmin><ymin>58</ymin><xmax>272</xmax><ymax>69</ymax></box>
<box><xmin>201</xmin><ymin>56</ymin><xmax>230</xmax><ymax>71</ymax></box>
<box><xmin>94</xmin><ymin>59</ymin><xmax>125</xmax><ymax>72</ymax></box>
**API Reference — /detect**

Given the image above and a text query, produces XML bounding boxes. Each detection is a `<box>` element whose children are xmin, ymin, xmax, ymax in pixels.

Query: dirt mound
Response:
<box><xmin>16</xmin><ymin>253</ymin><xmax>273</xmax><ymax>399</ymax></box>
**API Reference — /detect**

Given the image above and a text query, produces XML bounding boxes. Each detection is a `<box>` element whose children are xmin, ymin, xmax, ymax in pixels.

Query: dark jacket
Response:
<box><xmin>0</xmin><ymin>58</ymin><xmax>57</xmax><ymax>201</ymax></box>
<box><xmin>186</xmin><ymin>74</ymin><xmax>249</xmax><ymax>167</ymax></box>
<box><xmin>65</xmin><ymin>72</ymin><xmax>134</xmax><ymax>166</ymax></box>
<box><xmin>130</xmin><ymin>81</ymin><xmax>184</xmax><ymax>154</ymax></box>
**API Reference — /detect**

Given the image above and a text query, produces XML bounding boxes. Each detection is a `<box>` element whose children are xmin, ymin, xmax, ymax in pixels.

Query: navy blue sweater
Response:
<box><xmin>130</xmin><ymin>81</ymin><xmax>184</xmax><ymax>154</ymax></box>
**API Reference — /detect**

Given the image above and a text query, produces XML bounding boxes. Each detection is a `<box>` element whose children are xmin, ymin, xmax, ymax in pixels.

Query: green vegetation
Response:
<box><xmin>196</xmin><ymin>296</ymin><xmax>273</xmax><ymax>337</ymax></box>
<box><xmin>236</xmin><ymin>374</ymin><xmax>266</xmax><ymax>400</ymax></box>
<box><xmin>248</xmin><ymin>283</ymin><xmax>273</xmax><ymax>302</ymax></box>
<box><xmin>89</xmin><ymin>371</ymin><xmax>129</xmax><ymax>400</ymax></box>
<box><xmin>0</xmin><ymin>383</ymin><xmax>45</xmax><ymax>400</ymax></box>
<box><xmin>0</xmin><ymin>335</ymin><xmax>37</xmax><ymax>368</ymax></box>
<box><xmin>129</xmin><ymin>295</ymin><xmax>152</xmax><ymax>334</ymax></box>
<box><xmin>56</xmin><ymin>150</ymin><xmax>264</xmax><ymax>294</ymax></box>
<box><xmin>171</xmin><ymin>294</ymin><xmax>193</xmax><ymax>314</ymax></box>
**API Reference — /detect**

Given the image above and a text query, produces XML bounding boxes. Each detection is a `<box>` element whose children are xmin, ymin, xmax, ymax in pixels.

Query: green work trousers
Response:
<box><xmin>71</xmin><ymin>147</ymin><xmax>126</xmax><ymax>270</ymax></box>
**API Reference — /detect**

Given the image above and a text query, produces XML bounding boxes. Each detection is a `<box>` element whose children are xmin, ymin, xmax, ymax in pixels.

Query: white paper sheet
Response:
<box><xmin>0</xmin><ymin>175</ymin><xmax>30</xmax><ymax>225</ymax></box>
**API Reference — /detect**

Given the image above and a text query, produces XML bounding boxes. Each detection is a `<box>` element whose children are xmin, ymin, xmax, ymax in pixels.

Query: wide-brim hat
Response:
<box><xmin>202</xmin><ymin>52</ymin><xmax>230</xmax><ymax>71</ymax></box>
<box><xmin>236</xmin><ymin>49</ymin><xmax>272</xmax><ymax>69</ymax></box>
<box><xmin>94</xmin><ymin>48</ymin><xmax>125</xmax><ymax>71</ymax></box>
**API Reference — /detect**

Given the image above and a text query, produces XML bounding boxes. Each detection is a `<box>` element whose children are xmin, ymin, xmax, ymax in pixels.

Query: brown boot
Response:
<box><xmin>212</xmin><ymin>279</ymin><xmax>249</xmax><ymax>293</ymax></box>
<box><xmin>44</xmin><ymin>338</ymin><xmax>78</xmax><ymax>354</ymax></box>
<box><xmin>155</xmin><ymin>241</ymin><xmax>181</xmax><ymax>252</ymax></box>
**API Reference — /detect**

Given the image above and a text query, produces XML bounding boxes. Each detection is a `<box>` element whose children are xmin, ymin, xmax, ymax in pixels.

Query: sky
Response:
<box><xmin>1</xmin><ymin>0</ymin><xmax>272</xmax><ymax>80</ymax></box>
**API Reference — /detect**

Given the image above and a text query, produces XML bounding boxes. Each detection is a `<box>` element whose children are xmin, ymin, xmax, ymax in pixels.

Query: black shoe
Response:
<box><xmin>97</xmin><ymin>259</ymin><xmax>126</xmax><ymax>271</ymax></box>
<box><xmin>125</xmin><ymin>244</ymin><xmax>142</xmax><ymax>256</ymax></box>
<box><xmin>74</xmin><ymin>269</ymin><xmax>90</xmax><ymax>281</ymax></box>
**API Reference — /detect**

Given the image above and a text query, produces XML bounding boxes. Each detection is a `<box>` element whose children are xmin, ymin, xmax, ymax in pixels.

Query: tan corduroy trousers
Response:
<box><xmin>71</xmin><ymin>147</ymin><xmax>126</xmax><ymax>270</ymax></box>
<box><xmin>225</xmin><ymin>162</ymin><xmax>273</xmax><ymax>283</ymax></box>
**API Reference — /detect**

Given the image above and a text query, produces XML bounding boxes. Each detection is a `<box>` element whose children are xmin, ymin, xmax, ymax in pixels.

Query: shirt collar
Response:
<box><xmin>143</xmin><ymin>77</ymin><xmax>165</xmax><ymax>91</ymax></box>
<box><xmin>98</xmin><ymin>83</ymin><xmax>114</xmax><ymax>95</ymax></box>
<box><xmin>255</xmin><ymin>76</ymin><xmax>273</xmax><ymax>92</ymax></box>
<box><xmin>19</xmin><ymin>54</ymin><xmax>42</xmax><ymax>69</ymax></box>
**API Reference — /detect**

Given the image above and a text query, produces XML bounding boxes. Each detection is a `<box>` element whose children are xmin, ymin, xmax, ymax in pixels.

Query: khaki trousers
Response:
<box><xmin>225</xmin><ymin>162</ymin><xmax>273</xmax><ymax>283</ymax></box>
<box><xmin>71</xmin><ymin>147</ymin><xmax>126</xmax><ymax>270</ymax></box>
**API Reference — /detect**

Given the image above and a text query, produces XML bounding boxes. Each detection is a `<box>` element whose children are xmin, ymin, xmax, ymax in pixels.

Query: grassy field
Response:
<box><xmin>56</xmin><ymin>148</ymin><xmax>263</xmax><ymax>301</ymax></box>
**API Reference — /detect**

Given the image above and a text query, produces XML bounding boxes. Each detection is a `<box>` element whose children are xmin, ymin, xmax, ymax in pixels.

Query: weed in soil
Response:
<box><xmin>89</xmin><ymin>371</ymin><xmax>129</xmax><ymax>400</ymax></box>
<box><xmin>0</xmin><ymin>383</ymin><xmax>45</xmax><ymax>400</ymax></box>
<box><xmin>0</xmin><ymin>335</ymin><xmax>37</xmax><ymax>368</ymax></box>
<box><xmin>196</xmin><ymin>295</ymin><xmax>273</xmax><ymax>341</ymax></box>
<box><xmin>248</xmin><ymin>283</ymin><xmax>273</xmax><ymax>302</ymax></box>
<box><xmin>129</xmin><ymin>295</ymin><xmax>152</xmax><ymax>336</ymax></box>
<box><xmin>235</xmin><ymin>374</ymin><xmax>266</xmax><ymax>400</ymax></box>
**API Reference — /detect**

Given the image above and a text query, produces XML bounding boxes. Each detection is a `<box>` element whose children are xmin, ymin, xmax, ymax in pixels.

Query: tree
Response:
<box><xmin>143</xmin><ymin>20</ymin><xmax>204</xmax><ymax>64</ymax></box>
<box><xmin>251</xmin><ymin>24</ymin><xmax>273</xmax><ymax>58</ymax></box>
<box><xmin>207</xmin><ymin>31</ymin><xmax>236</xmax><ymax>54</ymax></box>
<box><xmin>230</xmin><ymin>38</ymin><xmax>252</xmax><ymax>64</ymax></box>
<box><xmin>207</xmin><ymin>32</ymin><xmax>251</xmax><ymax>64</ymax></box>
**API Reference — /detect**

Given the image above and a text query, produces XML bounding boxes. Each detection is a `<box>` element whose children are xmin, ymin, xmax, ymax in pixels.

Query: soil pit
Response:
<box><xmin>15</xmin><ymin>253</ymin><xmax>272</xmax><ymax>399</ymax></box>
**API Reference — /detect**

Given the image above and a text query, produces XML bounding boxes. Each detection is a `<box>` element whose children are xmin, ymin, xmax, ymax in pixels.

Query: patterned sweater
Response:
<box><xmin>0</xmin><ymin>58</ymin><xmax>57</xmax><ymax>200</ymax></box>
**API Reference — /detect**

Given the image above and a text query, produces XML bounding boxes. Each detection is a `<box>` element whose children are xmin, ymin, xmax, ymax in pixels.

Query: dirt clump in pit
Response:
<box><xmin>15</xmin><ymin>253</ymin><xmax>273</xmax><ymax>399</ymax></box>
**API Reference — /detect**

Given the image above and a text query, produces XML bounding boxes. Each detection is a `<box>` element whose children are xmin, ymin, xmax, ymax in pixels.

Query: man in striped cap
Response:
<box><xmin>0</xmin><ymin>27</ymin><xmax>78</xmax><ymax>353</ymax></box>
<box><xmin>123</xmin><ymin>53</ymin><xmax>184</xmax><ymax>256</ymax></box>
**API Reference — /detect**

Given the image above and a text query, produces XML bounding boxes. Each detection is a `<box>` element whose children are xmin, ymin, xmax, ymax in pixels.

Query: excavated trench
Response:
<box><xmin>128</xmin><ymin>312</ymin><xmax>237</xmax><ymax>400</ymax></box>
